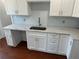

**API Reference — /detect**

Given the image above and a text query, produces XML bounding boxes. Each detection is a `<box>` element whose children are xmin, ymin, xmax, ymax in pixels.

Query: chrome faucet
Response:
<box><xmin>38</xmin><ymin>17</ymin><xmax>41</xmax><ymax>26</ymax></box>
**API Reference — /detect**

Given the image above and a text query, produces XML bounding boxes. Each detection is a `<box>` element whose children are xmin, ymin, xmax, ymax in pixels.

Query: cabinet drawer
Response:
<box><xmin>48</xmin><ymin>38</ymin><xmax>59</xmax><ymax>44</ymax></box>
<box><xmin>47</xmin><ymin>43</ymin><xmax>58</xmax><ymax>53</ymax></box>
<box><xmin>61</xmin><ymin>34</ymin><xmax>69</xmax><ymax>39</ymax></box>
<box><xmin>27</xmin><ymin>0</ymin><xmax>50</xmax><ymax>2</ymax></box>
<box><xmin>27</xmin><ymin>31</ymin><xmax>47</xmax><ymax>36</ymax></box>
<box><xmin>48</xmin><ymin>33</ymin><xmax>59</xmax><ymax>44</ymax></box>
<box><xmin>48</xmin><ymin>33</ymin><xmax>59</xmax><ymax>39</ymax></box>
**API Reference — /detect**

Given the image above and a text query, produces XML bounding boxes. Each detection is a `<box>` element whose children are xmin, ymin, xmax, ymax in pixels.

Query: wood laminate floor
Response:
<box><xmin>0</xmin><ymin>38</ymin><xmax>66</xmax><ymax>59</ymax></box>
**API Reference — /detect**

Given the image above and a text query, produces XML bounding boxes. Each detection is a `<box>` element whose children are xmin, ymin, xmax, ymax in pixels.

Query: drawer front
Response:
<box><xmin>48</xmin><ymin>33</ymin><xmax>59</xmax><ymax>39</ymax></box>
<box><xmin>47</xmin><ymin>43</ymin><xmax>58</xmax><ymax>53</ymax></box>
<box><xmin>48</xmin><ymin>33</ymin><xmax>59</xmax><ymax>44</ymax></box>
<box><xmin>27</xmin><ymin>31</ymin><xmax>47</xmax><ymax>36</ymax></box>
<box><xmin>61</xmin><ymin>34</ymin><xmax>69</xmax><ymax>39</ymax></box>
<box><xmin>48</xmin><ymin>38</ymin><xmax>59</xmax><ymax>44</ymax></box>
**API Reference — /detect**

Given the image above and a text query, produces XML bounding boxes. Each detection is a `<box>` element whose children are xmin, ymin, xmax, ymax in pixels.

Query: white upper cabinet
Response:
<box><xmin>61</xmin><ymin>0</ymin><xmax>75</xmax><ymax>16</ymax></box>
<box><xmin>4</xmin><ymin>0</ymin><xmax>31</xmax><ymax>15</ymax></box>
<box><xmin>17</xmin><ymin>0</ymin><xmax>31</xmax><ymax>15</ymax></box>
<box><xmin>50</xmin><ymin>0</ymin><xmax>61</xmax><ymax>16</ymax></box>
<box><xmin>50</xmin><ymin>0</ymin><xmax>75</xmax><ymax>16</ymax></box>
<box><xmin>27</xmin><ymin>0</ymin><xmax>50</xmax><ymax>2</ymax></box>
<box><xmin>72</xmin><ymin>0</ymin><xmax>79</xmax><ymax>17</ymax></box>
<box><xmin>4</xmin><ymin>0</ymin><xmax>17</xmax><ymax>15</ymax></box>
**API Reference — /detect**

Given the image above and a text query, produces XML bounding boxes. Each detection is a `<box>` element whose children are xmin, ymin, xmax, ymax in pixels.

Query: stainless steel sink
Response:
<box><xmin>30</xmin><ymin>26</ymin><xmax>46</xmax><ymax>30</ymax></box>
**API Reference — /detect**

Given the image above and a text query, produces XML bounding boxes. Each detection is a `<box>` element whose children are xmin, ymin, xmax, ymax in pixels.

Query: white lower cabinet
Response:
<box><xmin>26</xmin><ymin>31</ymin><xmax>47</xmax><ymax>52</ymax></box>
<box><xmin>26</xmin><ymin>31</ymin><xmax>71</xmax><ymax>56</ymax></box>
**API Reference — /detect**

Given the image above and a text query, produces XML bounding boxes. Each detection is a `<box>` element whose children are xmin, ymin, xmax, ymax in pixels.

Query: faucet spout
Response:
<box><xmin>38</xmin><ymin>17</ymin><xmax>41</xmax><ymax>26</ymax></box>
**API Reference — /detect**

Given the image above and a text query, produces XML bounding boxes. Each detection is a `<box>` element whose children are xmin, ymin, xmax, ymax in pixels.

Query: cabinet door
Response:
<box><xmin>61</xmin><ymin>0</ymin><xmax>75</xmax><ymax>16</ymax></box>
<box><xmin>17</xmin><ymin>0</ymin><xmax>30</xmax><ymax>15</ymax></box>
<box><xmin>35</xmin><ymin>35</ymin><xmax>47</xmax><ymax>51</ymax></box>
<box><xmin>58</xmin><ymin>35</ymin><xmax>69</xmax><ymax>55</ymax></box>
<box><xmin>27</xmin><ymin>32</ymin><xmax>47</xmax><ymax>51</ymax></box>
<box><xmin>50</xmin><ymin>0</ymin><xmax>61</xmax><ymax>16</ymax></box>
<box><xmin>72</xmin><ymin>0</ymin><xmax>79</xmax><ymax>17</ymax></box>
<box><xmin>50</xmin><ymin>0</ymin><xmax>75</xmax><ymax>16</ymax></box>
<box><xmin>4</xmin><ymin>0</ymin><xmax>18</xmax><ymax>15</ymax></box>
<box><xmin>27</xmin><ymin>34</ymin><xmax>36</xmax><ymax>50</ymax></box>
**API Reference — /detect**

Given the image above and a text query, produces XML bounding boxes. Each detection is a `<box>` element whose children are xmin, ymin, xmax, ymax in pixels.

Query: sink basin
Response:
<box><xmin>30</xmin><ymin>26</ymin><xmax>46</xmax><ymax>30</ymax></box>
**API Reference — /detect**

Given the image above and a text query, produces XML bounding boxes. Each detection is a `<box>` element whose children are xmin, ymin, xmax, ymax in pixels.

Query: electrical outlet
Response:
<box><xmin>62</xmin><ymin>20</ymin><xmax>66</xmax><ymax>24</ymax></box>
<box><xmin>24</xmin><ymin>18</ymin><xmax>26</xmax><ymax>21</ymax></box>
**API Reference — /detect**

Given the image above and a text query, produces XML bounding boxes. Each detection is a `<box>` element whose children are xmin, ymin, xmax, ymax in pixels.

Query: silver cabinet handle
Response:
<box><xmin>24</xmin><ymin>19</ymin><xmax>26</xmax><ymax>21</ymax></box>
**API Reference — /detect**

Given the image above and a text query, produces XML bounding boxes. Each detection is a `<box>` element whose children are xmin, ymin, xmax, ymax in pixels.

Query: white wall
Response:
<box><xmin>11</xmin><ymin>2</ymin><xmax>79</xmax><ymax>28</ymax></box>
<box><xmin>0</xmin><ymin>0</ymin><xmax>11</xmax><ymax>27</ymax></box>
<box><xmin>0</xmin><ymin>0</ymin><xmax>11</xmax><ymax>39</ymax></box>
<box><xmin>0</xmin><ymin>18</ymin><xmax>3</xmax><ymax>39</ymax></box>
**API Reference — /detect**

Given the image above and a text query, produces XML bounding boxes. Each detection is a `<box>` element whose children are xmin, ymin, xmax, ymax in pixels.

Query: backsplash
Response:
<box><xmin>11</xmin><ymin>15</ymin><xmax>79</xmax><ymax>28</ymax></box>
<box><xmin>48</xmin><ymin>17</ymin><xmax>79</xmax><ymax>28</ymax></box>
<box><xmin>11</xmin><ymin>10</ymin><xmax>48</xmax><ymax>27</ymax></box>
